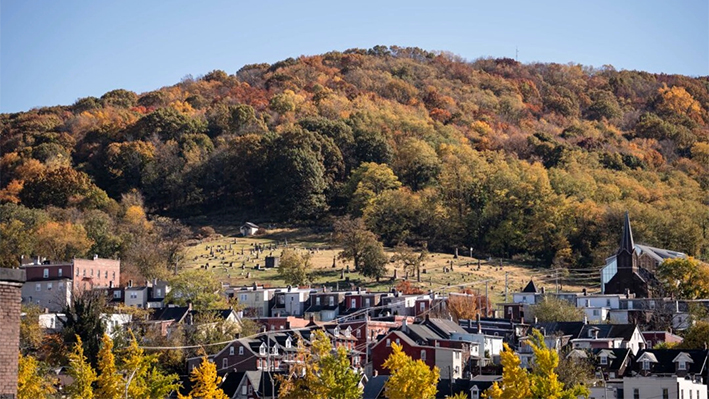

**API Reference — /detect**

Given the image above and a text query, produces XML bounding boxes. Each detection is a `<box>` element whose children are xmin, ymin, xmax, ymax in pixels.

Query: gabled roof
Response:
<box><xmin>406</xmin><ymin>324</ymin><xmax>444</xmax><ymax>343</ymax></box>
<box><xmin>522</xmin><ymin>280</ymin><xmax>538</xmax><ymax>293</ymax></box>
<box><xmin>242</xmin><ymin>222</ymin><xmax>259</xmax><ymax>228</ymax></box>
<box><xmin>592</xmin><ymin>348</ymin><xmax>631</xmax><ymax>372</ymax></box>
<box><xmin>218</xmin><ymin>371</ymin><xmax>246</xmax><ymax>397</ymax></box>
<box><xmin>363</xmin><ymin>375</ymin><xmax>389</xmax><ymax>399</ymax></box>
<box><xmin>154</xmin><ymin>306</ymin><xmax>189</xmax><ymax>323</ymax></box>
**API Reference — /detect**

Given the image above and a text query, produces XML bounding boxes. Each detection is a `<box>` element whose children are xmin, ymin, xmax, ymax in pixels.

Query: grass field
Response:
<box><xmin>180</xmin><ymin>227</ymin><xmax>596</xmax><ymax>305</ymax></box>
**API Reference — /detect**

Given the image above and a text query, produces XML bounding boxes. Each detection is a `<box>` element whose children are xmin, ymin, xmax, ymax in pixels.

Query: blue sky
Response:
<box><xmin>1</xmin><ymin>0</ymin><xmax>707</xmax><ymax>113</ymax></box>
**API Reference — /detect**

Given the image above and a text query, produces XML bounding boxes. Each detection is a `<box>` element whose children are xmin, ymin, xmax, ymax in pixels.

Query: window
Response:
<box><xmin>35</xmin><ymin>283</ymin><xmax>41</xmax><ymax>292</ymax></box>
<box><xmin>104</xmin><ymin>271</ymin><xmax>108</xmax><ymax>279</ymax></box>
<box><xmin>43</xmin><ymin>268</ymin><xmax>49</xmax><ymax>278</ymax></box>
<box><xmin>113</xmin><ymin>291</ymin><xmax>121</xmax><ymax>299</ymax></box>
<box><xmin>663</xmin><ymin>389</ymin><xmax>669</xmax><ymax>399</ymax></box>
<box><xmin>286</xmin><ymin>338</ymin><xmax>292</xmax><ymax>348</ymax></box>
<box><xmin>420</xmin><ymin>302</ymin><xmax>426</xmax><ymax>311</ymax></box>
<box><xmin>240</xmin><ymin>294</ymin><xmax>247</xmax><ymax>302</ymax></box>
<box><xmin>223</xmin><ymin>358</ymin><xmax>228</xmax><ymax>369</ymax></box>
<box><xmin>130</xmin><ymin>292</ymin><xmax>137</xmax><ymax>299</ymax></box>
<box><xmin>386</xmin><ymin>339</ymin><xmax>391</xmax><ymax>347</ymax></box>
<box><xmin>600</xmin><ymin>356</ymin><xmax>607</xmax><ymax>365</ymax></box>
<box><xmin>351</xmin><ymin>299</ymin><xmax>356</xmax><ymax>308</ymax></box>
<box><xmin>679</xmin><ymin>361</ymin><xmax>686</xmax><ymax>370</ymax></box>
<box><xmin>248</xmin><ymin>386</ymin><xmax>253</xmax><ymax>395</ymax></box>
<box><xmin>76</xmin><ymin>268</ymin><xmax>80</xmax><ymax>277</ymax></box>
<box><xmin>271</xmin><ymin>346</ymin><xmax>278</xmax><ymax>355</ymax></box>
<box><xmin>421</xmin><ymin>350</ymin><xmax>426</xmax><ymax>361</ymax></box>
<box><xmin>455</xmin><ymin>352</ymin><xmax>460</xmax><ymax>359</ymax></box>
<box><xmin>112</xmin><ymin>271</ymin><xmax>115</xmax><ymax>280</ymax></box>
<box><xmin>239</xmin><ymin>346</ymin><xmax>244</xmax><ymax>355</ymax></box>
<box><xmin>242</xmin><ymin>386</ymin><xmax>247</xmax><ymax>395</ymax></box>
<box><xmin>606</xmin><ymin>299</ymin><xmax>611</xmax><ymax>307</ymax></box>
<box><xmin>58</xmin><ymin>282</ymin><xmax>64</xmax><ymax>290</ymax></box>
<box><xmin>316</xmin><ymin>297</ymin><xmax>321</xmax><ymax>305</ymax></box>
<box><xmin>642</xmin><ymin>360</ymin><xmax>650</xmax><ymax>370</ymax></box>
<box><xmin>58</xmin><ymin>268</ymin><xmax>62</xmax><ymax>277</ymax></box>
<box><xmin>329</xmin><ymin>296</ymin><xmax>334</xmax><ymax>306</ymax></box>
<box><xmin>259</xmin><ymin>345</ymin><xmax>266</xmax><ymax>356</ymax></box>
<box><xmin>83</xmin><ymin>269</ymin><xmax>86</xmax><ymax>277</ymax></box>
<box><xmin>356</xmin><ymin>329</ymin><xmax>361</xmax><ymax>338</ymax></box>
<box><xmin>365</xmin><ymin>298</ymin><xmax>370</xmax><ymax>307</ymax></box>
<box><xmin>395</xmin><ymin>338</ymin><xmax>400</xmax><ymax>345</ymax></box>
<box><xmin>633</xmin><ymin>388</ymin><xmax>639</xmax><ymax>399</ymax></box>
<box><xmin>230</xmin><ymin>346</ymin><xmax>234</xmax><ymax>355</ymax></box>
<box><xmin>47</xmin><ymin>282</ymin><xmax>52</xmax><ymax>291</ymax></box>
<box><xmin>689</xmin><ymin>390</ymin><xmax>693</xmax><ymax>399</ymax></box>
<box><xmin>593</xmin><ymin>309</ymin><xmax>600</xmax><ymax>316</ymax></box>
<box><xmin>91</xmin><ymin>269</ymin><xmax>94</xmax><ymax>276</ymax></box>
<box><xmin>156</xmin><ymin>289</ymin><xmax>162</xmax><ymax>297</ymax></box>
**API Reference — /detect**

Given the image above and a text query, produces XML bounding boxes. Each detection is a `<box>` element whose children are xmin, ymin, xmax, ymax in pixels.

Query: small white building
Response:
<box><xmin>240</xmin><ymin>222</ymin><xmax>259</xmax><ymax>237</ymax></box>
<box><xmin>622</xmin><ymin>376</ymin><xmax>707</xmax><ymax>399</ymax></box>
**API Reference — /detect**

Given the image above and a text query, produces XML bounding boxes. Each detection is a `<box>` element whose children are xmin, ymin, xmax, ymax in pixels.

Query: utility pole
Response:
<box><xmin>484</xmin><ymin>280</ymin><xmax>489</xmax><ymax>317</ymax></box>
<box><xmin>515</xmin><ymin>46</ymin><xmax>519</xmax><ymax>62</ymax></box>
<box><xmin>505</xmin><ymin>271</ymin><xmax>509</xmax><ymax>303</ymax></box>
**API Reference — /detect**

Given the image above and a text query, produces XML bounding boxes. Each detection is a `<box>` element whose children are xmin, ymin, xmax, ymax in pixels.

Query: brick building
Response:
<box><xmin>0</xmin><ymin>268</ymin><xmax>25</xmax><ymax>398</ymax></box>
<box><xmin>20</xmin><ymin>256</ymin><xmax>120</xmax><ymax>311</ymax></box>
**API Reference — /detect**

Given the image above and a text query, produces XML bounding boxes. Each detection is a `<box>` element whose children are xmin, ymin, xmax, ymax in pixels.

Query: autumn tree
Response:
<box><xmin>20</xmin><ymin>304</ymin><xmax>44</xmax><ymax>354</ymax></box>
<box><xmin>95</xmin><ymin>334</ymin><xmax>122</xmax><ymax>399</ymax></box>
<box><xmin>17</xmin><ymin>353</ymin><xmax>56</xmax><ymax>399</ymax></box>
<box><xmin>278</xmin><ymin>248</ymin><xmax>313</xmax><ymax>286</ymax></box>
<box><xmin>66</xmin><ymin>336</ymin><xmax>97</xmax><ymax>399</ymax></box>
<box><xmin>484</xmin><ymin>343</ymin><xmax>531</xmax><ymax>399</ymax></box>
<box><xmin>656</xmin><ymin>257</ymin><xmax>709</xmax><ymax>299</ymax></box>
<box><xmin>279</xmin><ymin>329</ymin><xmax>362</xmax><ymax>399</ymax></box>
<box><xmin>344</xmin><ymin>162</ymin><xmax>401</xmax><ymax>215</ymax></box>
<box><xmin>677</xmin><ymin>321</ymin><xmax>709</xmax><ymax>349</ymax></box>
<box><xmin>447</xmin><ymin>291</ymin><xmax>492</xmax><ymax>320</ymax></box>
<box><xmin>179</xmin><ymin>355</ymin><xmax>229</xmax><ymax>399</ymax></box>
<box><xmin>34</xmin><ymin>220</ymin><xmax>93</xmax><ymax>261</ymax></box>
<box><xmin>383</xmin><ymin>342</ymin><xmax>439</xmax><ymax>399</ymax></box>
<box><xmin>334</xmin><ymin>217</ymin><xmax>388</xmax><ymax>280</ymax></box>
<box><xmin>123</xmin><ymin>333</ymin><xmax>180</xmax><ymax>399</ymax></box>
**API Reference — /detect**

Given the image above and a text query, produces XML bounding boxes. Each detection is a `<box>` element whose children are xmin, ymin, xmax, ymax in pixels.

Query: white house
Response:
<box><xmin>240</xmin><ymin>222</ymin><xmax>259</xmax><ymax>237</ymax></box>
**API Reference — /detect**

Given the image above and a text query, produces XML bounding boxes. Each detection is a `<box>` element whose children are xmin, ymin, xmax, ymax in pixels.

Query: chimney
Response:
<box><xmin>476</xmin><ymin>313</ymin><xmax>481</xmax><ymax>334</ymax></box>
<box><xmin>625</xmin><ymin>289</ymin><xmax>630</xmax><ymax>298</ymax></box>
<box><xmin>93</xmin><ymin>254</ymin><xmax>98</xmax><ymax>260</ymax></box>
<box><xmin>373</xmin><ymin>370</ymin><xmax>378</xmax><ymax>377</ymax></box>
<box><xmin>402</xmin><ymin>317</ymin><xmax>408</xmax><ymax>333</ymax></box>
<box><xmin>109</xmin><ymin>281</ymin><xmax>113</xmax><ymax>288</ymax></box>
<box><xmin>593</xmin><ymin>329</ymin><xmax>599</xmax><ymax>339</ymax></box>
<box><xmin>582</xmin><ymin>288</ymin><xmax>587</xmax><ymax>296</ymax></box>
<box><xmin>676</xmin><ymin>300</ymin><xmax>680</xmax><ymax>313</ymax></box>
<box><xmin>584</xmin><ymin>315</ymin><xmax>588</xmax><ymax>324</ymax></box>
<box><xmin>540</xmin><ymin>287</ymin><xmax>545</xmax><ymax>294</ymax></box>
<box><xmin>128</xmin><ymin>280</ymin><xmax>133</xmax><ymax>288</ymax></box>
<box><xmin>287</xmin><ymin>285</ymin><xmax>292</xmax><ymax>292</ymax></box>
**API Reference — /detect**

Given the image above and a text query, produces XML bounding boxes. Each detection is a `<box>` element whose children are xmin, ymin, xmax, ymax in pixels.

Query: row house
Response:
<box><xmin>226</xmin><ymin>285</ymin><xmax>276</xmax><ymax>317</ymax></box>
<box><xmin>20</xmin><ymin>256</ymin><xmax>120</xmax><ymax>312</ymax></box>
<box><xmin>304</xmin><ymin>291</ymin><xmax>351</xmax><ymax>321</ymax></box>
<box><xmin>620</xmin><ymin>349</ymin><xmax>709</xmax><ymax>399</ymax></box>
<box><xmin>532</xmin><ymin>321</ymin><xmax>646</xmax><ymax>355</ymax></box>
<box><xmin>371</xmin><ymin>329</ymin><xmax>465</xmax><ymax>379</ymax></box>
<box><xmin>270</xmin><ymin>287</ymin><xmax>313</xmax><ymax>317</ymax></box>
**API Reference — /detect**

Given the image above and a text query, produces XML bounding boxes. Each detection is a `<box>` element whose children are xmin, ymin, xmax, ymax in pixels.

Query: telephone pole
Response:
<box><xmin>504</xmin><ymin>271</ymin><xmax>509</xmax><ymax>303</ymax></box>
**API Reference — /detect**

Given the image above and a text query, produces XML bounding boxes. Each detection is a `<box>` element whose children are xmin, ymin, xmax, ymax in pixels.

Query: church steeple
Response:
<box><xmin>617</xmin><ymin>211</ymin><xmax>636</xmax><ymax>270</ymax></box>
<box><xmin>620</xmin><ymin>211</ymin><xmax>634</xmax><ymax>254</ymax></box>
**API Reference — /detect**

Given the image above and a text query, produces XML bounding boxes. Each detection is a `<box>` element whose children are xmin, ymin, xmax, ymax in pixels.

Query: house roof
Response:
<box><xmin>632</xmin><ymin>349</ymin><xmax>709</xmax><ymax>375</ymax></box>
<box><xmin>436</xmin><ymin>377</ymin><xmax>501</xmax><ymax>399</ymax></box>
<box><xmin>242</xmin><ymin>222</ymin><xmax>259</xmax><ymax>229</ymax></box>
<box><xmin>592</xmin><ymin>348</ymin><xmax>632</xmax><ymax>372</ymax></box>
<box><xmin>218</xmin><ymin>371</ymin><xmax>246</xmax><ymax>397</ymax></box>
<box><xmin>619</xmin><ymin>211</ymin><xmax>635</xmax><ymax>255</ymax></box>
<box><xmin>635</xmin><ymin>244</ymin><xmax>686</xmax><ymax>262</ymax></box>
<box><xmin>424</xmin><ymin>318</ymin><xmax>468</xmax><ymax>338</ymax></box>
<box><xmin>154</xmin><ymin>306</ymin><xmax>189</xmax><ymax>322</ymax></box>
<box><xmin>363</xmin><ymin>375</ymin><xmax>389</xmax><ymax>399</ymax></box>
<box><xmin>406</xmin><ymin>324</ymin><xmax>444</xmax><ymax>343</ymax></box>
<box><xmin>522</xmin><ymin>280</ymin><xmax>538</xmax><ymax>293</ymax></box>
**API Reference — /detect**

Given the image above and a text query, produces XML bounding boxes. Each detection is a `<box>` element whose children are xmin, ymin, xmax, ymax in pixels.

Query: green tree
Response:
<box><xmin>61</xmin><ymin>290</ymin><xmax>107</xmax><ymax>366</ymax></box>
<box><xmin>530</xmin><ymin>296</ymin><xmax>583</xmax><ymax>322</ymax></box>
<box><xmin>66</xmin><ymin>336</ymin><xmax>97</xmax><ymax>399</ymax></box>
<box><xmin>166</xmin><ymin>269</ymin><xmax>227</xmax><ymax>310</ymax></box>
<box><xmin>123</xmin><ymin>333</ymin><xmax>180</xmax><ymax>399</ymax></box>
<box><xmin>391</xmin><ymin>244</ymin><xmax>428</xmax><ymax>283</ymax></box>
<box><xmin>383</xmin><ymin>342</ymin><xmax>439</xmax><ymax>399</ymax></box>
<box><xmin>277</xmin><ymin>248</ymin><xmax>313</xmax><ymax>286</ymax></box>
<box><xmin>17</xmin><ymin>353</ymin><xmax>56</xmax><ymax>399</ymax></box>
<box><xmin>334</xmin><ymin>217</ymin><xmax>388</xmax><ymax>279</ymax></box>
<box><xmin>393</xmin><ymin>137</ymin><xmax>441</xmax><ymax>191</ymax></box>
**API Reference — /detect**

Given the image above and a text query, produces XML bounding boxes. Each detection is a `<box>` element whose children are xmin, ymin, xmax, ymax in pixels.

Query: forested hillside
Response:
<box><xmin>2</xmin><ymin>46</ymin><xmax>708</xmax><ymax>279</ymax></box>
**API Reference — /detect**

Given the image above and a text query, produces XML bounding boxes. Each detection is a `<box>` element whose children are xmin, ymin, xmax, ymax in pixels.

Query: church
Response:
<box><xmin>601</xmin><ymin>213</ymin><xmax>686</xmax><ymax>298</ymax></box>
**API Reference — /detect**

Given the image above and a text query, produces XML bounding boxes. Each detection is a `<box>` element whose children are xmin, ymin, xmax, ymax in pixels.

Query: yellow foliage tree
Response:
<box><xmin>95</xmin><ymin>334</ymin><xmax>122</xmax><ymax>399</ymax></box>
<box><xmin>383</xmin><ymin>342</ymin><xmax>439</xmax><ymax>399</ymax></box>
<box><xmin>484</xmin><ymin>343</ymin><xmax>531</xmax><ymax>399</ymax></box>
<box><xmin>179</xmin><ymin>355</ymin><xmax>229</xmax><ymax>399</ymax></box>
<box><xmin>35</xmin><ymin>221</ymin><xmax>93</xmax><ymax>261</ymax></box>
<box><xmin>66</xmin><ymin>336</ymin><xmax>97</xmax><ymax>399</ymax></box>
<box><xmin>17</xmin><ymin>353</ymin><xmax>56</xmax><ymax>399</ymax></box>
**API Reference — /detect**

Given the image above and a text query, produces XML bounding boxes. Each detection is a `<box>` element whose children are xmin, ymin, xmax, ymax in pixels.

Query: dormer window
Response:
<box><xmin>271</xmin><ymin>346</ymin><xmax>278</xmax><ymax>355</ymax></box>
<box><xmin>679</xmin><ymin>361</ymin><xmax>686</xmax><ymax>370</ymax></box>
<box><xmin>286</xmin><ymin>337</ymin><xmax>292</xmax><ymax>348</ymax></box>
<box><xmin>642</xmin><ymin>360</ymin><xmax>650</xmax><ymax>370</ymax></box>
<box><xmin>344</xmin><ymin>327</ymin><xmax>352</xmax><ymax>338</ymax></box>
<box><xmin>259</xmin><ymin>344</ymin><xmax>267</xmax><ymax>356</ymax></box>
<box><xmin>239</xmin><ymin>346</ymin><xmax>244</xmax><ymax>355</ymax></box>
<box><xmin>600</xmin><ymin>356</ymin><xmax>608</xmax><ymax>365</ymax></box>
<box><xmin>230</xmin><ymin>346</ymin><xmax>235</xmax><ymax>356</ymax></box>
<box><xmin>334</xmin><ymin>327</ymin><xmax>340</xmax><ymax>336</ymax></box>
